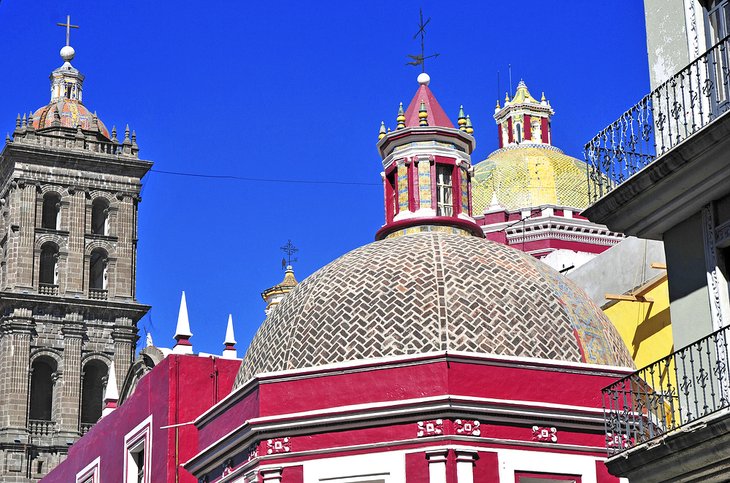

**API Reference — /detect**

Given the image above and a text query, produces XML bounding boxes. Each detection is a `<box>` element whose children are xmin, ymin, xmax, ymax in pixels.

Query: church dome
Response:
<box><xmin>471</xmin><ymin>145</ymin><xmax>590</xmax><ymax>213</ymax></box>
<box><xmin>234</xmin><ymin>232</ymin><xmax>632</xmax><ymax>386</ymax></box>
<box><xmin>32</xmin><ymin>99</ymin><xmax>111</xmax><ymax>139</ymax></box>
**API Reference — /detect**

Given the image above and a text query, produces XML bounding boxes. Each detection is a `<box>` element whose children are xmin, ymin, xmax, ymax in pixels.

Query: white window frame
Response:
<box><xmin>75</xmin><ymin>456</ymin><xmax>100</xmax><ymax>483</ymax></box>
<box><xmin>123</xmin><ymin>415</ymin><xmax>153</xmax><ymax>483</ymax></box>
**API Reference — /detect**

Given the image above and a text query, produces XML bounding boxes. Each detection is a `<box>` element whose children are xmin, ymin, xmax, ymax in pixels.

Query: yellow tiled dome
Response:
<box><xmin>472</xmin><ymin>145</ymin><xmax>590</xmax><ymax>213</ymax></box>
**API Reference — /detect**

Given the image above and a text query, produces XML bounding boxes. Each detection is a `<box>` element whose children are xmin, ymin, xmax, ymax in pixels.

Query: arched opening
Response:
<box><xmin>41</xmin><ymin>193</ymin><xmax>61</xmax><ymax>230</ymax></box>
<box><xmin>91</xmin><ymin>198</ymin><xmax>109</xmax><ymax>235</ymax></box>
<box><xmin>89</xmin><ymin>248</ymin><xmax>108</xmax><ymax>299</ymax></box>
<box><xmin>516</xmin><ymin>123</ymin><xmax>522</xmax><ymax>143</ymax></box>
<box><xmin>80</xmin><ymin>360</ymin><xmax>108</xmax><ymax>432</ymax></box>
<box><xmin>29</xmin><ymin>356</ymin><xmax>56</xmax><ymax>435</ymax></box>
<box><xmin>39</xmin><ymin>242</ymin><xmax>59</xmax><ymax>294</ymax></box>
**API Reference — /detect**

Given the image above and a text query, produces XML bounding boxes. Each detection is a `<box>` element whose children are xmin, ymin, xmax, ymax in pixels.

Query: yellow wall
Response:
<box><xmin>603</xmin><ymin>276</ymin><xmax>673</xmax><ymax>370</ymax></box>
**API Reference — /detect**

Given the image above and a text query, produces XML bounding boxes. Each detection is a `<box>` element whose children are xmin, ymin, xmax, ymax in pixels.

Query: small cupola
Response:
<box><xmin>494</xmin><ymin>80</ymin><xmax>554</xmax><ymax>148</ymax></box>
<box><xmin>375</xmin><ymin>73</ymin><xmax>483</xmax><ymax>240</ymax></box>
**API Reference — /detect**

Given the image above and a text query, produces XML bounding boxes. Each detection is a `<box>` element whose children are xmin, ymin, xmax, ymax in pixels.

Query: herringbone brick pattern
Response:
<box><xmin>235</xmin><ymin>233</ymin><xmax>632</xmax><ymax>386</ymax></box>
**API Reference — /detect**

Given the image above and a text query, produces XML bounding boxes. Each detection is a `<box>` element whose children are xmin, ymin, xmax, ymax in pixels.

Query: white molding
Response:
<box><xmin>75</xmin><ymin>456</ymin><xmax>100</xmax><ymax>483</ymax></box>
<box><xmin>498</xmin><ymin>448</ymin><xmax>601</xmax><ymax>483</ymax></box>
<box><xmin>196</xmin><ymin>351</ymin><xmax>633</xmax><ymax>429</ymax></box>
<box><xmin>123</xmin><ymin>415</ymin><xmax>153</xmax><ymax>483</ymax></box>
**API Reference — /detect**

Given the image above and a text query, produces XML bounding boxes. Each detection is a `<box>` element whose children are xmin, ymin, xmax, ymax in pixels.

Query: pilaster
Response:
<box><xmin>0</xmin><ymin>308</ymin><xmax>34</xmax><ymax>439</ymax></box>
<box><xmin>57</xmin><ymin>316</ymin><xmax>84</xmax><ymax>438</ymax></box>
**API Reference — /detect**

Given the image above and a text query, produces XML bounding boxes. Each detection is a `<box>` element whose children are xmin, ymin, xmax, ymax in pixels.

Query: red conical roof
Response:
<box><xmin>403</xmin><ymin>84</ymin><xmax>454</xmax><ymax>128</ymax></box>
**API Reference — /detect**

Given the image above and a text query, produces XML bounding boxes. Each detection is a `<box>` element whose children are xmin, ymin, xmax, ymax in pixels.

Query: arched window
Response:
<box><xmin>89</xmin><ymin>248</ymin><xmax>108</xmax><ymax>293</ymax></box>
<box><xmin>80</xmin><ymin>360</ymin><xmax>108</xmax><ymax>430</ymax></box>
<box><xmin>39</xmin><ymin>242</ymin><xmax>59</xmax><ymax>293</ymax></box>
<box><xmin>41</xmin><ymin>193</ymin><xmax>61</xmax><ymax>230</ymax></box>
<box><xmin>516</xmin><ymin>123</ymin><xmax>522</xmax><ymax>143</ymax></box>
<box><xmin>91</xmin><ymin>198</ymin><xmax>109</xmax><ymax>235</ymax></box>
<box><xmin>29</xmin><ymin>357</ymin><xmax>56</xmax><ymax>422</ymax></box>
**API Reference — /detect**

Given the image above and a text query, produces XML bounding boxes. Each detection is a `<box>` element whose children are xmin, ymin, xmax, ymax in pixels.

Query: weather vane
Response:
<box><xmin>57</xmin><ymin>15</ymin><xmax>79</xmax><ymax>47</ymax></box>
<box><xmin>280</xmin><ymin>240</ymin><xmax>298</xmax><ymax>270</ymax></box>
<box><xmin>406</xmin><ymin>9</ymin><xmax>439</xmax><ymax>73</ymax></box>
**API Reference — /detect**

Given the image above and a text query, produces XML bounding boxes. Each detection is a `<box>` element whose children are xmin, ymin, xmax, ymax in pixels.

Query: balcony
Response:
<box><xmin>28</xmin><ymin>419</ymin><xmax>56</xmax><ymax>436</ymax></box>
<box><xmin>603</xmin><ymin>325</ymin><xmax>730</xmax><ymax>480</ymax></box>
<box><xmin>89</xmin><ymin>288</ymin><xmax>108</xmax><ymax>300</ymax></box>
<box><xmin>80</xmin><ymin>422</ymin><xmax>93</xmax><ymax>435</ymax></box>
<box><xmin>583</xmin><ymin>35</ymin><xmax>730</xmax><ymax>239</ymax></box>
<box><xmin>39</xmin><ymin>283</ymin><xmax>59</xmax><ymax>296</ymax></box>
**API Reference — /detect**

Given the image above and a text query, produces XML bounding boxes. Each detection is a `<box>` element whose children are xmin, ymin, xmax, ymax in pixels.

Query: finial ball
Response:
<box><xmin>417</xmin><ymin>72</ymin><xmax>431</xmax><ymax>86</ymax></box>
<box><xmin>60</xmin><ymin>45</ymin><xmax>75</xmax><ymax>62</ymax></box>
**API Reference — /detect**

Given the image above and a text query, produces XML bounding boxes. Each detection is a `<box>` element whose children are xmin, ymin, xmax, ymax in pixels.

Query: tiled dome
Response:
<box><xmin>472</xmin><ymin>145</ymin><xmax>590</xmax><ymax>213</ymax></box>
<box><xmin>32</xmin><ymin>99</ymin><xmax>110</xmax><ymax>140</ymax></box>
<box><xmin>234</xmin><ymin>232</ymin><xmax>632</xmax><ymax>386</ymax></box>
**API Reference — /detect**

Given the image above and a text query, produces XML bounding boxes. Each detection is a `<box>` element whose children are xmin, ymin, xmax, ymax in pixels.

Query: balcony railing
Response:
<box><xmin>89</xmin><ymin>288</ymin><xmax>108</xmax><ymax>300</ymax></box>
<box><xmin>39</xmin><ymin>283</ymin><xmax>59</xmax><ymax>295</ymax></box>
<box><xmin>28</xmin><ymin>419</ymin><xmax>56</xmax><ymax>436</ymax></box>
<box><xmin>603</xmin><ymin>325</ymin><xmax>730</xmax><ymax>456</ymax></box>
<box><xmin>80</xmin><ymin>422</ymin><xmax>93</xmax><ymax>435</ymax></box>
<box><xmin>586</xmin><ymin>35</ymin><xmax>730</xmax><ymax>201</ymax></box>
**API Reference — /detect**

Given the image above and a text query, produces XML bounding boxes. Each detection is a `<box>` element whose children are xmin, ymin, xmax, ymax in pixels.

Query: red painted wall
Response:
<box><xmin>43</xmin><ymin>355</ymin><xmax>240</xmax><ymax>483</ymax></box>
<box><xmin>406</xmin><ymin>452</ymin><xmax>429</xmax><ymax>482</ymax></box>
<box><xmin>475</xmin><ymin>451</ymin><xmax>500</xmax><ymax>482</ymax></box>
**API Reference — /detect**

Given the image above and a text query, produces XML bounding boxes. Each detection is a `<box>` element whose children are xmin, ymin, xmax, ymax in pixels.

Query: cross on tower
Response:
<box><xmin>406</xmin><ymin>9</ymin><xmax>439</xmax><ymax>73</ymax></box>
<box><xmin>280</xmin><ymin>240</ymin><xmax>298</xmax><ymax>270</ymax></box>
<box><xmin>57</xmin><ymin>15</ymin><xmax>79</xmax><ymax>47</ymax></box>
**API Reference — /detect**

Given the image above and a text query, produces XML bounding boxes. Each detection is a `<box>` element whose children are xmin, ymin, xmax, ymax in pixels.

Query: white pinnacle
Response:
<box><xmin>224</xmin><ymin>314</ymin><xmax>236</xmax><ymax>345</ymax></box>
<box><xmin>104</xmin><ymin>361</ymin><xmax>119</xmax><ymax>402</ymax></box>
<box><xmin>175</xmin><ymin>291</ymin><xmax>193</xmax><ymax>338</ymax></box>
<box><xmin>145</xmin><ymin>332</ymin><xmax>154</xmax><ymax>347</ymax></box>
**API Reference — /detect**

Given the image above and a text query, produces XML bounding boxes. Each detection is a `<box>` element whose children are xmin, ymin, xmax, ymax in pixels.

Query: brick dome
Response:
<box><xmin>234</xmin><ymin>232</ymin><xmax>632</xmax><ymax>386</ymax></box>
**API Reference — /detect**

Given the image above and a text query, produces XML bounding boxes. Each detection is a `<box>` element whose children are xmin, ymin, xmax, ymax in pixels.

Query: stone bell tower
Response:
<box><xmin>0</xmin><ymin>18</ymin><xmax>151</xmax><ymax>481</ymax></box>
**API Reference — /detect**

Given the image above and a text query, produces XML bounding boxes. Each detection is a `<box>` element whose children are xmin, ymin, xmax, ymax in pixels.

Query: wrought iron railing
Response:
<box><xmin>586</xmin><ymin>35</ymin><xmax>730</xmax><ymax>201</ymax></box>
<box><xmin>39</xmin><ymin>283</ymin><xmax>59</xmax><ymax>295</ymax></box>
<box><xmin>28</xmin><ymin>419</ymin><xmax>56</xmax><ymax>436</ymax></box>
<box><xmin>603</xmin><ymin>325</ymin><xmax>730</xmax><ymax>456</ymax></box>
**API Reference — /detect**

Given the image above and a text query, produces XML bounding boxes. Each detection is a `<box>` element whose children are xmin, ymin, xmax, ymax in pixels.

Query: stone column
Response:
<box><xmin>455</xmin><ymin>450</ymin><xmax>479</xmax><ymax>483</ymax></box>
<box><xmin>113</xmin><ymin>318</ymin><xmax>136</xmax><ymax>386</ymax></box>
<box><xmin>426</xmin><ymin>449</ymin><xmax>449</xmax><ymax>483</ymax></box>
<box><xmin>0</xmin><ymin>308</ymin><xmax>34</xmax><ymax>441</ymax></box>
<box><xmin>9</xmin><ymin>183</ymin><xmax>38</xmax><ymax>290</ymax></box>
<box><xmin>113</xmin><ymin>195</ymin><xmax>133</xmax><ymax>299</ymax></box>
<box><xmin>64</xmin><ymin>189</ymin><xmax>87</xmax><ymax>296</ymax></box>
<box><xmin>57</xmin><ymin>315</ymin><xmax>84</xmax><ymax>439</ymax></box>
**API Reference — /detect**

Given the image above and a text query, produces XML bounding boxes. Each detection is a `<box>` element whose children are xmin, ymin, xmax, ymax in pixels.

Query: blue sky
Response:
<box><xmin>0</xmin><ymin>2</ymin><xmax>649</xmax><ymax>355</ymax></box>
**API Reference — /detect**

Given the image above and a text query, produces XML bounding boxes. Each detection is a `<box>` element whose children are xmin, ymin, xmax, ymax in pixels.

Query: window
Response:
<box><xmin>515</xmin><ymin>472</ymin><xmax>581</xmax><ymax>483</ymax></box>
<box><xmin>80</xmin><ymin>361</ymin><xmax>108</xmax><ymax>429</ymax></box>
<box><xmin>516</xmin><ymin>123</ymin><xmax>522</xmax><ymax>143</ymax></box>
<box><xmin>91</xmin><ymin>198</ymin><xmax>109</xmax><ymax>235</ymax></box>
<box><xmin>29</xmin><ymin>357</ymin><xmax>56</xmax><ymax>422</ymax></box>
<box><xmin>39</xmin><ymin>242</ymin><xmax>59</xmax><ymax>290</ymax></box>
<box><xmin>387</xmin><ymin>172</ymin><xmax>397</xmax><ymax>219</ymax></box>
<box><xmin>75</xmin><ymin>457</ymin><xmax>100</xmax><ymax>483</ymax></box>
<box><xmin>124</xmin><ymin>416</ymin><xmax>152</xmax><ymax>483</ymax></box>
<box><xmin>41</xmin><ymin>193</ymin><xmax>61</xmax><ymax>230</ymax></box>
<box><xmin>89</xmin><ymin>249</ymin><xmax>108</xmax><ymax>291</ymax></box>
<box><xmin>436</xmin><ymin>165</ymin><xmax>453</xmax><ymax>216</ymax></box>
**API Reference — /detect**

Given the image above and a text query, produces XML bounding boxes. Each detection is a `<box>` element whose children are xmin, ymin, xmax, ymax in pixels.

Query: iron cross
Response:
<box><xmin>280</xmin><ymin>240</ymin><xmax>298</xmax><ymax>269</ymax></box>
<box><xmin>57</xmin><ymin>15</ymin><xmax>79</xmax><ymax>47</ymax></box>
<box><xmin>407</xmin><ymin>9</ymin><xmax>440</xmax><ymax>72</ymax></box>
